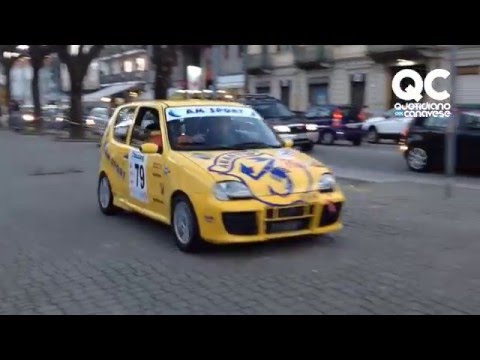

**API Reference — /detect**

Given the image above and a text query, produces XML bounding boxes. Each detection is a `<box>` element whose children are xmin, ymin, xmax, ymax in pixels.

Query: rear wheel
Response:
<box><xmin>98</xmin><ymin>174</ymin><xmax>120</xmax><ymax>215</ymax></box>
<box><xmin>352</xmin><ymin>137</ymin><xmax>362</xmax><ymax>146</ymax></box>
<box><xmin>367</xmin><ymin>127</ymin><xmax>379</xmax><ymax>143</ymax></box>
<box><xmin>320</xmin><ymin>131</ymin><xmax>335</xmax><ymax>145</ymax></box>
<box><xmin>172</xmin><ymin>195</ymin><xmax>204</xmax><ymax>253</ymax></box>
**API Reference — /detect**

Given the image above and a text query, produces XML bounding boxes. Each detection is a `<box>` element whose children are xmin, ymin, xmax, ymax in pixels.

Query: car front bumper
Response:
<box><xmin>278</xmin><ymin>132</ymin><xmax>318</xmax><ymax>146</ymax></box>
<box><xmin>190</xmin><ymin>190</ymin><xmax>345</xmax><ymax>244</ymax></box>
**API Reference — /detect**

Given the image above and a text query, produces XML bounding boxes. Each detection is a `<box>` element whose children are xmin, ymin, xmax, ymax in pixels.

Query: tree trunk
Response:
<box><xmin>154</xmin><ymin>66</ymin><xmax>172</xmax><ymax>99</ymax></box>
<box><xmin>31</xmin><ymin>65</ymin><xmax>42</xmax><ymax>131</ymax></box>
<box><xmin>69</xmin><ymin>77</ymin><xmax>84</xmax><ymax>139</ymax></box>
<box><xmin>5</xmin><ymin>65</ymin><xmax>11</xmax><ymax>113</ymax></box>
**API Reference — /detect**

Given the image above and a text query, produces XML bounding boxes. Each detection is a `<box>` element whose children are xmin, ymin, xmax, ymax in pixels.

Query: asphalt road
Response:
<box><xmin>1</xmin><ymin>131</ymin><xmax>480</xmax><ymax>315</ymax></box>
<box><xmin>313</xmin><ymin>140</ymin><xmax>480</xmax><ymax>190</ymax></box>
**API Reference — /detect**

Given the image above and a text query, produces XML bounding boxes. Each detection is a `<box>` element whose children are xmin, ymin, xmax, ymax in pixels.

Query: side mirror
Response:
<box><xmin>283</xmin><ymin>139</ymin><xmax>294</xmax><ymax>148</ymax></box>
<box><xmin>140</xmin><ymin>143</ymin><xmax>159</xmax><ymax>154</ymax></box>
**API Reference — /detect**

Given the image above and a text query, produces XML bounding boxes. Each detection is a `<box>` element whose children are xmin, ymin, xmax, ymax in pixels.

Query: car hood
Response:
<box><xmin>179</xmin><ymin>148</ymin><xmax>331</xmax><ymax>202</ymax></box>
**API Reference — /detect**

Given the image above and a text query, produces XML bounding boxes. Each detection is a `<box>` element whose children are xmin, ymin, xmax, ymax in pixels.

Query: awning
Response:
<box><xmin>83</xmin><ymin>82</ymin><xmax>142</xmax><ymax>102</ymax></box>
<box><xmin>217</xmin><ymin>74</ymin><xmax>246</xmax><ymax>89</ymax></box>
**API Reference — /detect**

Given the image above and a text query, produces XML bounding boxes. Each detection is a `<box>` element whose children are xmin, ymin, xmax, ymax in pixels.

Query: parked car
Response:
<box><xmin>237</xmin><ymin>95</ymin><xmax>319</xmax><ymax>152</ymax></box>
<box><xmin>85</xmin><ymin>107</ymin><xmax>110</xmax><ymax>136</ymax></box>
<box><xmin>362</xmin><ymin>108</ymin><xmax>414</xmax><ymax>143</ymax></box>
<box><xmin>400</xmin><ymin>111</ymin><xmax>480</xmax><ymax>172</ymax></box>
<box><xmin>304</xmin><ymin>105</ymin><xmax>364</xmax><ymax>146</ymax></box>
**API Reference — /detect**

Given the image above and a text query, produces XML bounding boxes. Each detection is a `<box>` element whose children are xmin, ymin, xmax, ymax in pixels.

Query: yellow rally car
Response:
<box><xmin>97</xmin><ymin>100</ymin><xmax>345</xmax><ymax>252</ymax></box>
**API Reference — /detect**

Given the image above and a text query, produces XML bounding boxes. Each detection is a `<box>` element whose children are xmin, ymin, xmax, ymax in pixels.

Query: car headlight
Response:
<box><xmin>318</xmin><ymin>173</ymin><xmax>336</xmax><ymax>192</ymax></box>
<box><xmin>274</xmin><ymin>125</ymin><xmax>291</xmax><ymax>133</ymax></box>
<box><xmin>86</xmin><ymin>119</ymin><xmax>95</xmax><ymax>126</ymax></box>
<box><xmin>214</xmin><ymin>181</ymin><xmax>253</xmax><ymax>201</ymax></box>
<box><xmin>23</xmin><ymin>114</ymin><xmax>35</xmax><ymax>122</ymax></box>
<box><xmin>306</xmin><ymin>124</ymin><xmax>318</xmax><ymax>131</ymax></box>
<box><xmin>55</xmin><ymin>117</ymin><xmax>64</xmax><ymax>122</ymax></box>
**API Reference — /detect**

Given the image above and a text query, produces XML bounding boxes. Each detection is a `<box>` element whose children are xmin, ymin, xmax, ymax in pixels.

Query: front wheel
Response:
<box><xmin>172</xmin><ymin>195</ymin><xmax>204</xmax><ymax>253</ymax></box>
<box><xmin>300</xmin><ymin>143</ymin><xmax>315</xmax><ymax>152</ymax></box>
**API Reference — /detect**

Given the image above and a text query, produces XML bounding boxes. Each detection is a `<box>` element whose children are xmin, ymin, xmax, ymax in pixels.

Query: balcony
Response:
<box><xmin>293</xmin><ymin>46</ymin><xmax>332</xmax><ymax>69</ymax></box>
<box><xmin>367</xmin><ymin>45</ymin><xmax>434</xmax><ymax>62</ymax></box>
<box><xmin>100</xmin><ymin>71</ymin><xmax>149</xmax><ymax>85</ymax></box>
<box><xmin>99</xmin><ymin>45</ymin><xmax>148</xmax><ymax>59</ymax></box>
<box><xmin>246</xmin><ymin>52</ymin><xmax>273</xmax><ymax>75</ymax></box>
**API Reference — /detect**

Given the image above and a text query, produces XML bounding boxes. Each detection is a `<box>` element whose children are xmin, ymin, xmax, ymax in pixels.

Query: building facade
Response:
<box><xmin>246</xmin><ymin>45</ymin><xmax>480</xmax><ymax>113</ymax></box>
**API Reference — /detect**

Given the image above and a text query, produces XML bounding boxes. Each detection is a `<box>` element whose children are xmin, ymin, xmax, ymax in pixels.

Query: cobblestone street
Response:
<box><xmin>1</xmin><ymin>131</ymin><xmax>479</xmax><ymax>315</ymax></box>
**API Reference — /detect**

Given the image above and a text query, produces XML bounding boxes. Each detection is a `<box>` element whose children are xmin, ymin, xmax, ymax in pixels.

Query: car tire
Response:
<box><xmin>98</xmin><ymin>174</ymin><xmax>120</xmax><ymax>216</ymax></box>
<box><xmin>320</xmin><ymin>131</ymin><xmax>335</xmax><ymax>145</ymax></box>
<box><xmin>171</xmin><ymin>194</ymin><xmax>204</xmax><ymax>253</ymax></box>
<box><xmin>352</xmin><ymin>137</ymin><xmax>362</xmax><ymax>146</ymax></box>
<box><xmin>367</xmin><ymin>127</ymin><xmax>379</xmax><ymax>143</ymax></box>
<box><xmin>300</xmin><ymin>143</ymin><xmax>315</xmax><ymax>152</ymax></box>
<box><xmin>406</xmin><ymin>147</ymin><xmax>430</xmax><ymax>172</ymax></box>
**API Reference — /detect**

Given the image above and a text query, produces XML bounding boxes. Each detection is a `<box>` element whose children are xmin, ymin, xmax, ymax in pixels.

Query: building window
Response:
<box><xmin>224</xmin><ymin>45</ymin><xmax>229</xmax><ymax>59</ymax></box>
<box><xmin>239</xmin><ymin>45</ymin><xmax>245</xmax><ymax>57</ymax></box>
<box><xmin>124</xmin><ymin>60</ymin><xmax>133</xmax><ymax>73</ymax></box>
<box><xmin>100</xmin><ymin>62</ymin><xmax>110</xmax><ymax>76</ymax></box>
<box><xmin>112</xmin><ymin>60</ymin><xmax>121</xmax><ymax>75</ymax></box>
<box><xmin>136</xmin><ymin>57</ymin><xmax>146</xmax><ymax>72</ymax></box>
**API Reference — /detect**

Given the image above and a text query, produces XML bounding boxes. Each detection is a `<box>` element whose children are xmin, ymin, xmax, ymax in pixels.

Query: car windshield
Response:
<box><xmin>166</xmin><ymin>106</ymin><xmax>282</xmax><ymax>151</ymax></box>
<box><xmin>251</xmin><ymin>102</ymin><xmax>294</xmax><ymax>119</ymax></box>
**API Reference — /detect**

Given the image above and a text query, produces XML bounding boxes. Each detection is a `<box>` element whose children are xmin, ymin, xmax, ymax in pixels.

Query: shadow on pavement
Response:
<box><xmin>114</xmin><ymin>208</ymin><xmax>338</xmax><ymax>257</ymax></box>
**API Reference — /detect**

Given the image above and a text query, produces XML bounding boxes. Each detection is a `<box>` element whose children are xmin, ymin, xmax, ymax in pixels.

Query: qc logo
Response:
<box><xmin>208</xmin><ymin>151</ymin><xmax>314</xmax><ymax>206</ymax></box>
<box><xmin>392</xmin><ymin>69</ymin><xmax>451</xmax><ymax>102</ymax></box>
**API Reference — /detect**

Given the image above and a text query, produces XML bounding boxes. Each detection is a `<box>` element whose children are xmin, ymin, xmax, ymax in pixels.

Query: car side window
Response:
<box><xmin>460</xmin><ymin>113</ymin><xmax>480</xmax><ymax>129</ymax></box>
<box><xmin>130</xmin><ymin>107</ymin><xmax>163</xmax><ymax>152</ymax></box>
<box><xmin>113</xmin><ymin>107</ymin><xmax>136</xmax><ymax>143</ymax></box>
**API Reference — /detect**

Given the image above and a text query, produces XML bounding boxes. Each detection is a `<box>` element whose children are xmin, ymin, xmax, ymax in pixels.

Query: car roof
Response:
<box><xmin>121</xmin><ymin>100</ymin><xmax>249</xmax><ymax>109</ymax></box>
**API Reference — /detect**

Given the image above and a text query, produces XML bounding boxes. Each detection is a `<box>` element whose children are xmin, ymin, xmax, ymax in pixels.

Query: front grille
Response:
<box><xmin>278</xmin><ymin>206</ymin><xmax>305</xmax><ymax>218</ymax></box>
<box><xmin>319</xmin><ymin>203</ymin><xmax>343</xmax><ymax>227</ymax></box>
<box><xmin>222</xmin><ymin>212</ymin><xmax>258</xmax><ymax>236</ymax></box>
<box><xmin>267</xmin><ymin>219</ymin><xmax>311</xmax><ymax>234</ymax></box>
<box><xmin>289</xmin><ymin>125</ymin><xmax>307</xmax><ymax>134</ymax></box>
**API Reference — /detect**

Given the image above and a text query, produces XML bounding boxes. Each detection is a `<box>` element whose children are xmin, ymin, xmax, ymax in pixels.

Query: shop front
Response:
<box><xmin>217</xmin><ymin>74</ymin><xmax>246</xmax><ymax>96</ymax></box>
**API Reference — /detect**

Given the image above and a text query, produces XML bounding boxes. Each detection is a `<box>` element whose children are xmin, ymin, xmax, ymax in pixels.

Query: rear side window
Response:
<box><xmin>424</xmin><ymin>117</ymin><xmax>449</xmax><ymax>128</ymax></box>
<box><xmin>113</xmin><ymin>107</ymin><xmax>136</xmax><ymax>143</ymax></box>
<box><xmin>460</xmin><ymin>113</ymin><xmax>480</xmax><ymax>129</ymax></box>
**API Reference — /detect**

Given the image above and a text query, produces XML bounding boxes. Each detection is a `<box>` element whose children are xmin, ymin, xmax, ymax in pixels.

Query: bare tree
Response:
<box><xmin>28</xmin><ymin>45</ymin><xmax>53</xmax><ymax>130</ymax></box>
<box><xmin>150</xmin><ymin>45</ymin><xmax>178</xmax><ymax>99</ymax></box>
<box><xmin>53</xmin><ymin>45</ymin><xmax>104</xmax><ymax>138</ymax></box>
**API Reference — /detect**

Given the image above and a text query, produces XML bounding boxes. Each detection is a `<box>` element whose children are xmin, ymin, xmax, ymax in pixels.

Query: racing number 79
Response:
<box><xmin>135</xmin><ymin>163</ymin><xmax>145</xmax><ymax>189</ymax></box>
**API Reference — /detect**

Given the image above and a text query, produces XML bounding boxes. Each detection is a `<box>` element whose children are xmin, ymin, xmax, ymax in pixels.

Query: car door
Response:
<box><xmin>105</xmin><ymin>106</ymin><xmax>138</xmax><ymax>202</ymax></box>
<box><xmin>375</xmin><ymin>109</ymin><xmax>403</xmax><ymax>134</ymax></box>
<box><xmin>126</xmin><ymin>106</ymin><xmax>167</xmax><ymax>217</ymax></box>
<box><xmin>457</xmin><ymin>112</ymin><xmax>480</xmax><ymax>168</ymax></box>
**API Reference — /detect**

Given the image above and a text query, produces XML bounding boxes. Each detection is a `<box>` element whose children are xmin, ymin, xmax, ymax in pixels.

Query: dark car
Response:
<box><xmin>400</xmin><ymin>111</ymin><xmax>480</xmax><ymax>172</ymax></box>
<box><xmin>304</xmin><ymin>105</ymin><xmax>365</xmax><ymax>146</ymax></box>
<box><xmin>237</xmin><ymin>95</ymin><xmax>319</xmax><ymax>152</ymax></box>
